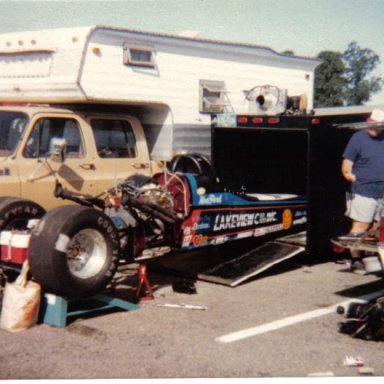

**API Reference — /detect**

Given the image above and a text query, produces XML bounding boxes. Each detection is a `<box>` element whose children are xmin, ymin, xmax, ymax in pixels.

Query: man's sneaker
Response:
<box><xmin>350</xmin><ymin>259</ymin><xmax>366</xmax><ymax>274</ymax></box>
<box><xmin>337</xmin><ymin>233</ymin><xmax>363</xmax><ymax>241</ymax></box>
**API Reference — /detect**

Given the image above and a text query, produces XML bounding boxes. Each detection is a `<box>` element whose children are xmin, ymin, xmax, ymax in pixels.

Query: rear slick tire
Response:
<box><xmin>28</xmin><ymin>205</ymin><xmax>120</xmax><ymax>298</ymax></box>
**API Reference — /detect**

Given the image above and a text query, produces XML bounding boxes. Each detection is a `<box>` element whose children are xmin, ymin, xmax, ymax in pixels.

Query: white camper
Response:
<box><xmin>0</xmin><ymin>25</ymin><xmax>320</xmax><ymax>158</ymax></box>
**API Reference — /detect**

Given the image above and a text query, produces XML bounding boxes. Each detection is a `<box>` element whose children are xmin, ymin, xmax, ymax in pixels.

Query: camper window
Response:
<box><xmin>199</xmin><ymin>80</ymin><xmax>226</xmax><ymax>113</ymax></box>
<box><xmin>123</xmin><ymin>44</ymin><xmax>155</xmax><ymax>68</ymax></box>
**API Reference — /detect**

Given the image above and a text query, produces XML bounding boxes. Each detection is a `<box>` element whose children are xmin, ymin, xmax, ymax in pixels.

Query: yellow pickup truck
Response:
<box><xmin>0</xmin><ymin>104</ymin><xmax>158</xmax><ymax>230</ymax></box>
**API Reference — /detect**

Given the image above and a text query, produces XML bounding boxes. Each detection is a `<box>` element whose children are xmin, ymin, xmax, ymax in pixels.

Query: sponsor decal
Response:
<box><xmin>293</xmin><ymin>216</ymin><xmax>307</xmax><ymax>225</ymax></box>
<box><xmin>254</xmin><ymin>228</ymin><xmax>266</xmax><ymax>237</ymax></box>
<box><xmin>195</xmin><ymin>222</ymin><xmax>211</xmax><ymax>230</ymax></box>
<box><xmin>182</xmin><ymin>235</ymin><xmax>192</xmax><ymax>247</ymax></box>
<box><xmin>213</xmin><ymin>211</ymin><xmax>277</xmax><ymax>232</ymax></box>
<box><xmin>198</xmin><ymin>194</ymin><xmax>223</xmax><ymax>205</ymax></box>
<box><xmin>216</xmin><ymin>114</ymin><xmax>237</xmax><ymax>127</ymax></box>
<box><xmin>181</xmin><ymin>204</ymin><xmax>306</xmax><ymax>249</ymax></box>
<box><xmin>213</xmin><ymin>236</ymin><xmax>227</xmax><ymax>245</ymax></box>
<box><xmin>193</xmin><ymin>234</ymin><xmax>208</xmax><ymax>246</ymax></box>
<box><xmin>282</xmin><ymin>209</ymin><xmax>293</xmax><ymax>229</ymax></box>
<box><xmin>294</xmin><ymin>209</ymin><xmax>306</xmax><ymax>217</ymax></box>
<box><xmin>237</xmin><ymin>231</ymin><xmax>254</xmax><ymax>239</ymax></box>
<box><xmin>254</xmin><ymin>224</ymin><xmax>284</xmax><ymax>237</ymax></box>
<box><xmin>183</xmin><ymin>227</ymin><xmax>192</xmax><ymax>236</ymax></box>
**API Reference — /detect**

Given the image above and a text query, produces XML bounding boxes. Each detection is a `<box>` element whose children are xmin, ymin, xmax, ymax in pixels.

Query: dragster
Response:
<box><xmin>1</xmin><ymin>153</ymin><xmax>307</xmax><ymax>297</ymax></box>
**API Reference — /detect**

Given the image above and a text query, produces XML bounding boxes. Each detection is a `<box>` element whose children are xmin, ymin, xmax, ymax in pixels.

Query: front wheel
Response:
<box><xmin>29</xmin><ymin>205</ymin><xmax>120</xmax><ymax>298</ymax></box>
<box><xmin>0</xmin><ymin>197</ymin><xmax>46</xmax><ymax>231</ymax></box>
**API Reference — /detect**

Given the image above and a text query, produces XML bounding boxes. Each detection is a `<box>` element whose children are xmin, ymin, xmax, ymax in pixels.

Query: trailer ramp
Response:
<box><xmin>198</xmin><ymin>234</ymin><xmax>305</xmax><ymax>287</ymax></box>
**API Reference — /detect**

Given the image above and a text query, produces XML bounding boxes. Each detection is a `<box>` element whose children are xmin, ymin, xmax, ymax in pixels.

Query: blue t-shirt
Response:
<box><xmin>343</xmin><ymin>130</ymin><xmax>384</xmax><ymax>198</ymax></box>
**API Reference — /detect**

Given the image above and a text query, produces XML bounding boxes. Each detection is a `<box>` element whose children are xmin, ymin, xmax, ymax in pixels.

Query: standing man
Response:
<box><xmin>340</xmin><ymin>109</ymin><xmax>384</xmax><ymax>271</ymax></box>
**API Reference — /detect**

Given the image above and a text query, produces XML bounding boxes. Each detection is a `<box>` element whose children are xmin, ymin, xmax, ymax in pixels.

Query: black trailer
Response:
<box><xmin>211</xmin><ymin>109</ymin><xmax>372</xmax><ymax>258</ymax></box>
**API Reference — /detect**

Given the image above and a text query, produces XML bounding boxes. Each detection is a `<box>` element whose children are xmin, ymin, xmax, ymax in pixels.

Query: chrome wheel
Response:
<box><xmin>67</xmin><ymin>228</ymin><xmax>108</xmax><ymax>279</ymax></box>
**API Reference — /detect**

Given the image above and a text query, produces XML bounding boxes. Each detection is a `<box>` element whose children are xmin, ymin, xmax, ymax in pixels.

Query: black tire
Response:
<box><xmin>169</xmin><ymin>154</ymin><xmax>203</xmax><ymax>175</ymax></box>
<box><xmin>0</xmin><ymin>197</ymin><xmax>46</xmax><ymax>231</ymax></box>
<box><xmin>169</xmin><ymin>153</ymin><xmax>222</xmax><ymax>192</ymax></box>
<box><xmin>28</xmin><ymin>205</ymin><xmax>120</xmax><ymax>298</ymax></box>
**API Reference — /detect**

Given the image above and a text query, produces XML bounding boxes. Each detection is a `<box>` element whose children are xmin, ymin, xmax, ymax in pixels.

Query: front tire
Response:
<box><xmin>0</xmin><ymin>197</ymin><xmax>46</xmax><ymax>231</ymax></box>
<box><xmin>29</xmin><ymin>205</ymin><xmax>120</xmax><ymax>298</ymax></box>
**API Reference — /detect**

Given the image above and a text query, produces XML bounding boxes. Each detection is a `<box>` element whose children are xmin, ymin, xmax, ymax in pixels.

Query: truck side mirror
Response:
<box><xmin>49</xmin><ymin>137</ymin><xmax>67</xmax><ymax>163</ymax></box>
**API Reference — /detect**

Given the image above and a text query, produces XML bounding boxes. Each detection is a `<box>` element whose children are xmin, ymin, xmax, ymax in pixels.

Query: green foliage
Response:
<box><xmin>314</xmin><ymin>42</ymin><xmax>383</xmax><ymax>107</ymax></box>
<box><xmin>343</xmin><ymin>42</ymin><xmax>382</xmax><ymax>105</ymax></box>
<box><xmin>314</xmin><ymin>51</ymin><xmax>347</xmax><ymax>107</ymax></box>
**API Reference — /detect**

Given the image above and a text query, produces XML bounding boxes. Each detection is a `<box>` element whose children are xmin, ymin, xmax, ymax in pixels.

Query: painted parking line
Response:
<box><xmin>216</xmin><ymin>288</ymin><xmax>384</xmax><ymax>343</ymax></box>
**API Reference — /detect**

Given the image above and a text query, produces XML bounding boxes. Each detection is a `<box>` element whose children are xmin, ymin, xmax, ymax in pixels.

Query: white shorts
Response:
<box><xmin>345</xmin><ymin>193</ymin><xmax>383</xmax><ymax>223</ymax></box>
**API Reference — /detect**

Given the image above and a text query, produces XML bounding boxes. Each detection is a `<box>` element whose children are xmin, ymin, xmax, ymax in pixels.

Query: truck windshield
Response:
<box><xmin>0</xmin><ymin>111</ymin><xmax>28</xmax><ymax>157</ymax></box>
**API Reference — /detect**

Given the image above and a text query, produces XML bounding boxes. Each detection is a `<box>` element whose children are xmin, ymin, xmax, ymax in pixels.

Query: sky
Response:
<box><xmin>0</xmin><ymin>0</ymin><xmax>383</xmax><ymax>105</ymax></box>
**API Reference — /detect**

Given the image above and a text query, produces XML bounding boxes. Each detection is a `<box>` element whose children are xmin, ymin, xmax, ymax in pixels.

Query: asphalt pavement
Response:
<box><xmin>1</xmin><ymin>250</ymin><xmax>384</xmax><ymax>379</ymax></box>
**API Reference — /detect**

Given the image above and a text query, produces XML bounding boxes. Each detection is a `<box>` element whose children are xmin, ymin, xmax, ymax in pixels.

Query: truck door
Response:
<box><xmin>88</xmin><ymin>117</ymin><xmax>151</xmax><ymax>191</ymax></box>
<box><xmin>18</xmin><ymin>115</ymin><xmax>96</xmax><ymax>210</ymax></box>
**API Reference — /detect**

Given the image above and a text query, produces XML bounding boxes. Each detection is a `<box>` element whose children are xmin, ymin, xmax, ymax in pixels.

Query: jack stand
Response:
<box><xmin>40</xmin><ymin>293</ymin><xmax>139</xmax><ymax>328</ymax></box>
<box><xmin>135</xmin><ymin>264</ymin><xmax>154</xmax><ymax>302</ymax></box>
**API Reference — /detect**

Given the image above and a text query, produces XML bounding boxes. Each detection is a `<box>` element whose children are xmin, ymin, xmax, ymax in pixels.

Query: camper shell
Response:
<box><xmin>0</xmin><ymin>25</ymin><xmax>320</xmax><ymax>158</ymax></box>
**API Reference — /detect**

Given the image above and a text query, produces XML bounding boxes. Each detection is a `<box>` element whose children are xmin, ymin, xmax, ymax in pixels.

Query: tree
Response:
<box><xmin>343</xmin><ymin>42</ymin><xmax>382</xmax><ymax>105</ymax></box>
<box><xmin>314</xmin><ymin>51</ymin><xmax>347</xmax><ymax>107</ymax></box>
<box><xmin>314</xmin><ymin>42</ymin><xmax>382</xmax><ymax>107</ymax></box>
